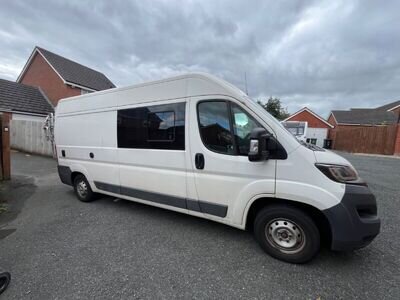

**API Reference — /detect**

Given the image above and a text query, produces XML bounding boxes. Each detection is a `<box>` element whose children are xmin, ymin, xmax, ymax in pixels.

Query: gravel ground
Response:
<box><xmin>0</xmin><ymin>151</ymin><xmax>399</xmax><ymax>299</ymax></box>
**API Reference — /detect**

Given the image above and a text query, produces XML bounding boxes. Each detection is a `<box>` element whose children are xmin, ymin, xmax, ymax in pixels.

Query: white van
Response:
<box><xmin>55</xmin><ymin>73</ymin><xmax>380</xmax><ymax>263</ymax></box>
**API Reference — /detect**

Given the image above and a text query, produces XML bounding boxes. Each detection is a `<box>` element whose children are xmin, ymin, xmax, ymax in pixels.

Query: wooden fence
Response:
<box><xmin>0</xmin><ymin>113</ymin><xmax>11</xmax><ymax>180</ymax></box>
<box><xmin>10</xmin><ymin>119</ymin><xmax>53</xmax><ymax>156</ymax></box>
<box><xmin>333</xmin><ymin>125</ymin><xmax>397</xmax><ymax>155</ymax></box>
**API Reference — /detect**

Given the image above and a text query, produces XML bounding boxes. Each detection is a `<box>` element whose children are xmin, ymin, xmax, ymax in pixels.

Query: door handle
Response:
<box><xmin>195</xmin><ymin>153</ymin><xmax>205</xmax><ymax>170</ymax></box>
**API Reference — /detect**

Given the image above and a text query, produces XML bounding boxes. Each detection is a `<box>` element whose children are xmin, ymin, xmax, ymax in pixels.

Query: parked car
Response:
<box><xmin>54</xmin><ymin>73</ymin><xmax>380</xmax><ymax>263</ymax></box>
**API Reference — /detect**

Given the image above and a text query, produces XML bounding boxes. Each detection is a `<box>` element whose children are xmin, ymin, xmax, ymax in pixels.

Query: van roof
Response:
<box><xmin>56</xmin><ymin>73</ymin><xmax>247</xmax><ymax>115</ymax></box>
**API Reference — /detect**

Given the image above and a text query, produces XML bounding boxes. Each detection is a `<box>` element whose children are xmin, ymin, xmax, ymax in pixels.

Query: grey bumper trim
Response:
<box><xmin>323</xmin><ymin>184</ymin><xmax>381</xmax><ymax>251</ymax></box>
<box><xmin>58</xmin><ymin>165</ymin><xmax>72</xmax><ymax>186</ymax></box>
<box><xmin>94</xmin><ymin>181</ymin><xmax>228</xmax><ymax>218</ymax></box>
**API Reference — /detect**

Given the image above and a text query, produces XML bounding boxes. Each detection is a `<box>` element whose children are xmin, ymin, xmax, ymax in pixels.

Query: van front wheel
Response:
<box><xmin>254</xmin><ymin>205</ymin><xmax>320</xmax><ymax>263</ymax></box>
<box><xmin>73</xmin><ymin>174</ymin><xmax>96</xmax><ymax>202</ymax></box>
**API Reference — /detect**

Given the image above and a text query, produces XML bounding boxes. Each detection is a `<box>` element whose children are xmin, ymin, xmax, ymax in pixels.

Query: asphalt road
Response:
<box><xmin>0</xmin><ymin>151</ymin><xmax>399</xmax><ymax>299</ymax></box>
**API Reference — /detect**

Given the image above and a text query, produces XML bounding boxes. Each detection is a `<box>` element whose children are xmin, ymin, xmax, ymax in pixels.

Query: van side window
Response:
<box><xmin>198</xmin><ymin>101</ymin><xmax>235</xmax><ymax>154</ymax></box>
<box><xmin>231</xmin><ymin>103</ymin><xmax>262</xmax><ymax>155</ymax></box>
<box><xmin>147</xmin><ymin>111</ymin><xmax>175</xmax><ymax>141</ymax></box>
<box><xmin>118</xmin><ymin>102</ymin><xmax>185</xmax><ymax>150</ymax></box>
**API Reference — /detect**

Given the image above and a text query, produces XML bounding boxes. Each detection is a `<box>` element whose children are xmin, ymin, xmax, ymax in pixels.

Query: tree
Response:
<box><xmin>257</xmin><ymin>97</ymin><xmax>290</xmax><ymax>120</ymax></box>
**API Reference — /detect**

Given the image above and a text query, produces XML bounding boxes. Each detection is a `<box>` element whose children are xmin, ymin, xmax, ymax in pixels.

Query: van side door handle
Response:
<box><xmin>195</xmin><ymin>153</ymin><xmax>205</xmax><ymax>170</ymax></box>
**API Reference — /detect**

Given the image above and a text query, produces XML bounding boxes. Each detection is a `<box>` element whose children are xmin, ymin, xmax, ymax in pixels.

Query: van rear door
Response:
<box><xmin>187</xmin><ymin>97</ymin><xmax>276</xmax><ymax>221</ymax></box>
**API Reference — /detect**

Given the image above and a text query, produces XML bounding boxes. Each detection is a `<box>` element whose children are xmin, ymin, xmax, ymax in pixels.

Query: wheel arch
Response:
<box><xmin>71</xmin><ymin>171</ymin><xmax>83</xmax><ymax>185</ymax></box>
<box><xmin>245</xmin><ymin>197</ymin><xmax>332</xmax><ymax>246</ymax></box>
<box><xmin>67</xmin><ymin>163</ymin><xmax>93</xmax><ymax>189</ymax></box>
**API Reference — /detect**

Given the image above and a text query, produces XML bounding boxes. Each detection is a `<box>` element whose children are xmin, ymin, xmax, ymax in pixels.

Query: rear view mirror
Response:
<box><xmin>248</xmin><ymin>128</ymin><xmax>271</xmax><ymax>161</ymax></box>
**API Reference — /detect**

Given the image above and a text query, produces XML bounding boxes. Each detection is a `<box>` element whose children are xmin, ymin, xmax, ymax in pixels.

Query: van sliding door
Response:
<box><xmin>115</xmin><ymin>101</ymin><xmax>188</xmax><ymax>212</ymax></box>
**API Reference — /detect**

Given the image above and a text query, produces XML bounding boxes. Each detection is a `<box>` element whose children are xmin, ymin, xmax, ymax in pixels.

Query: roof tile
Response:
<box><xmin>331</xmin><ymin>109</ymin><xmax>397</xmax><ymax>125</ymax></box>
<box><xmin>0</xmin><ymin>79</ymin><xmax>53</xmax><ymax>115</ymax></box>
<box><xmin>37</xmin><ymin>47</ymin><xmax>115</xmax><ymax>91</ymax></box>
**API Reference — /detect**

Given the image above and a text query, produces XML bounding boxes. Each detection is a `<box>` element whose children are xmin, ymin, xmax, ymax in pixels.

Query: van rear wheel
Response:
<box><xmin>254</xmin><ymin>205</ymin><xmax>320</xmax><ymax>263</ymax></box>
<box><xmin>73</xmin><ymin>174</ymin><xmax>96</xmax><ymax>202</ymax></box>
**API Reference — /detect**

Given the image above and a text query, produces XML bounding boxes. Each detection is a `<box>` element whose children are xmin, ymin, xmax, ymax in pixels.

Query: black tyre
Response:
<box><xmin>73</xmin><ymin>174</ymin><xmax>96</xmax><ymax>202</ymax></box>
<box><xmin>254</xmin><ymin>205</ymin><xmax>320</xmax><ymax>264</ymax></box>
<box><xmin>0</xmin><ymin>272</ymin><xmax>11</xmax><ymax>295</ymax></box>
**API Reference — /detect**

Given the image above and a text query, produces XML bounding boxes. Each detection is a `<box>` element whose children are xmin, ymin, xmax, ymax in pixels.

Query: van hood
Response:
<box><xmin>313</xmin><ymin>149</ymin><xmax>352</xmax><ymax>166</ymax></box>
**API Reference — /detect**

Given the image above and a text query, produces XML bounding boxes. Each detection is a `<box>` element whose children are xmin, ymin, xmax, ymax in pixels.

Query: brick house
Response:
<box><xmin>328</xmin><ymin>100</ymin><xmax>400</xmax><ymax>155</ymax></box>
<box><xmin>283</xmin><ymin>107</ymin><xmax>333</xmax><ymax>148</ymax></box>
<box><xmin>0</xmin><ymin>78</ymin><xmax>54</xmax><ymax>177</ymax></box>
<box><xmin>17</xmin><ymin>46</ymin><xmax>115</xmax><ymax>106</ymax></box>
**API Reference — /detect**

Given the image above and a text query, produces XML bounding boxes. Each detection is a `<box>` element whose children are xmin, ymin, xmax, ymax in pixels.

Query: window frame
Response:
<box><xmin>197</xmin><ymin>99</ymin><xmax>266</xmax><ymax>156</ymax></box>
<box><xmin>230</xmin><ymin>102</ymin><xmax>264</xmax><ymax>156</ymax></box>
<box><xmin>197</xmin><ymin>100</ymin><xmax>238</xmax><ymax>156</ymax></box>
<box><xmin>117</xmin><ymin>102</ymin><xmax>186</xmax><ymax>150</ymax></box>
<box><xmin>196</xmin><ymin>99</ymin><xmax>288</xmax><ymax>160</ymax></box>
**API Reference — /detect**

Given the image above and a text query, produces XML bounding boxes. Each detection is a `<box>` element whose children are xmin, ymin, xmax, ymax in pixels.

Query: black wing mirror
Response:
<box><xmin>248</xmin><ymin>128</ymin><xmax>271</xmax><ymax>161</ymax></box>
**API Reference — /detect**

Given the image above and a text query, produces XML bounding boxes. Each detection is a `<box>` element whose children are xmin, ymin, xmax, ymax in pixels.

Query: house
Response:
<box><xmin>0</xmin><ymin>78</ymin><xmax>55</xmax><ymax>176</ymax></box>
<box><xmin>17</xmin><ymin>46</ymin><xmax>115</xmax><ymax>106</ymax></box>
<box><xmin>0</xmin><ymin>78</ymin><xmax>53</xmax><ymax>120</ymax></box>
<box><xmin>283</xmin><ymin>107</ymin><xmax>333</xmax><ymax>148</ymax></box>
<box><xmin>328</xmin><ymin>100</ymin><xmax>400</xmax><ymax>155</ymax></box>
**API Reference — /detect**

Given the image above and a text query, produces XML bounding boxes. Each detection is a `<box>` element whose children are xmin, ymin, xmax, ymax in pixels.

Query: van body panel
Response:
<box><xmin>55</xmin><ymin>110</ymin><xmax>119</xmax><ymax>188</ymax></box>
<box><xmin>118</xmin><ymin>149</ymin><xmax>187</xmax><ymax>203</ymax></box>
<box><xmin>313</xmin><ymin>149</ymin><xmax>352</xmax><ymax>165</ymax></box>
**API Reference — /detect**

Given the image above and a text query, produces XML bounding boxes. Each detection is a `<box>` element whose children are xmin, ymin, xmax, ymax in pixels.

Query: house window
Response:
<box><xmin>117</xmin><ymin>102</ymin><xmax>185</xmax><ymax>150</ymax></box>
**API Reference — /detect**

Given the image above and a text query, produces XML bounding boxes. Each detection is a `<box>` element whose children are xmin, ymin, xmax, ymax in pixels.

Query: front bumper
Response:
<box><xmin>323</xmin><ymin>184</ymin><xmax>381</xmax><ymax>251</ymax></box>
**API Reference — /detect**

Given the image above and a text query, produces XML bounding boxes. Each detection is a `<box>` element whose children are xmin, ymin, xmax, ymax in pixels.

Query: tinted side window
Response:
<box><xmin>118</xmin><ymin>102</ymin><xmax>185</xmax><ymax>150</ymax></box>
<box><xmin>231</xmin><ymin>103</ymin><xmax>262</xmax><ymax>155</ymax></box>
<box><xmin>198</xmin><ymin>101</ymin><xmax>235</xmax><ymax>154</ymax></box>
<box><xmin>147</xmin><ymin>111</ymin><xmax>175</xmax><ymax>141</ymax></box>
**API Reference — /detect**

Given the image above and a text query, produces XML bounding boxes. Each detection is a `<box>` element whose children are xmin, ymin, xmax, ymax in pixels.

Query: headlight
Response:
<box><xmin>315</xmin><ymin>163</ymin><xmax>365</xmax><ymax>185</ymax></box>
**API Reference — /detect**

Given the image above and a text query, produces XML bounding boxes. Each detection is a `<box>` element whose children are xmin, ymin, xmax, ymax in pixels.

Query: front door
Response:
<box><xmin>188</xmin><ymin>97</ymin><xmax>276</xmax><ymax>222</ymax></box>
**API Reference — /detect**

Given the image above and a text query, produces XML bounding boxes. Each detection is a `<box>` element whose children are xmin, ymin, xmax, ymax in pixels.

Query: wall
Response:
<box><xmin>306</xmin><ymin>128</ymin><xmax>328</xmax><ymax>148</ymax></box>
<box><xmin>19</xmin><ymin>52</ymin><xmax>81</xmax><ymax>106</ymax></box>
<box><xmin>10</xmin><ymin>115</ymin><xmax>53</xmax><ymax>156</ymax></box>
<box><xmin>287</xmin><ymin>110</ymin><xmax>330</xmax><ymax>128</ymax></box>
<box><xmin>327</xmin><ymin>114</ymin><xmax>338</xmax><ymax>147</ymax></box>
<box><xmin>394</xmin><ymin>124</ymin><xmax>400</xmax><ymax>156</ymax></box>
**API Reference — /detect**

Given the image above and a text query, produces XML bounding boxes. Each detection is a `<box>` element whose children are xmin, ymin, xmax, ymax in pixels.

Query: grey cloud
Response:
<box><xmin>1</xmin><ymin>0</ymin><xmax>400</xmax><ymax>117</ymax></box>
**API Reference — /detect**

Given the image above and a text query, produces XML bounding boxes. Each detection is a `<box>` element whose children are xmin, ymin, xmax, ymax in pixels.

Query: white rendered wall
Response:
<box><xmin>306</xmin><ymin>128</ymin><xmax>328</xmax><ymax>148</ymax></box>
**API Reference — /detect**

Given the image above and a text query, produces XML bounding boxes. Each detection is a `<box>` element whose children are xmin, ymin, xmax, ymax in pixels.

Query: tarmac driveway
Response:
<box><xmin>0</xmin><ymin>151</ymin><xmax>399</xmax><ymax>299</ymax></box>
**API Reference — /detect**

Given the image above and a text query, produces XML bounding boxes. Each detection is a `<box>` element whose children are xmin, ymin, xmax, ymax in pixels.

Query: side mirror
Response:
<box><xmin>248</xmin><ymin>128</ymin><xmax>271</xmax><ymax>161</ymax></box>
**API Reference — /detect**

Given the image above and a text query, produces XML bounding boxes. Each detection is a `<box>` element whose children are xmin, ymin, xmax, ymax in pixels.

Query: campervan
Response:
<box><xmin>55</xmin><ymin>73</ymin><xmax>380</xmax><ymax>263</ymax></box>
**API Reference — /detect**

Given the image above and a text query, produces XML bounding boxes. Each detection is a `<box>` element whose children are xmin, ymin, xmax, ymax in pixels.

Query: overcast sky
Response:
<box><xmin>1</xmin><ymin>0</ymin><xmax>399</xmax><ymax>117</ymax></box>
